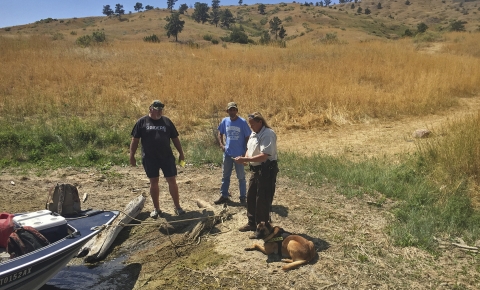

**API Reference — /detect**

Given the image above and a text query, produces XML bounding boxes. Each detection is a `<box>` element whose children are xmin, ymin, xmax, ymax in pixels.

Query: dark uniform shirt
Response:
<box><xmin>131</xmin><ymin>115</ymin><xmax>179</xmax><ymax>160</ymax></box>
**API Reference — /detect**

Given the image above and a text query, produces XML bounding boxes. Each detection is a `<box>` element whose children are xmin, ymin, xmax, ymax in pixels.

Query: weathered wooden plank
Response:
<box><xmin>78</xmin><ymin>194</ymin><xmax>145</xmax><ymax>262</ymax></box>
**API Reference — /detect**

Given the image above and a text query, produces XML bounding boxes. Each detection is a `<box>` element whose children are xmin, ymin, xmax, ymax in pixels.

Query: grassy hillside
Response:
<box><xmin>1</xmin><ymin>0</ymin><xmax>479</xmax><ymax>43</ymax></box>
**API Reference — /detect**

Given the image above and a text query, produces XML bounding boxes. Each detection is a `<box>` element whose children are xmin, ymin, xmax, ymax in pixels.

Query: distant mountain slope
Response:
<box><xmin>1</xmin><ymin>0</ymin><xmax>478</xmax><ymax>43</ymax></box>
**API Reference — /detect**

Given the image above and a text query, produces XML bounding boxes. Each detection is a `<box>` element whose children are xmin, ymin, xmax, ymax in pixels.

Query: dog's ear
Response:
<box><xmin>272</xmin><ymin>226</ymin><xmax>281</xmax><ymax>236</ymax></box>
<box><xmin>265</xmin><ymin>222</ymin><xmax>273</xmax><ymax>231</ymax></box>
<box><xmin>263</xmin><ymin>226</ymin><xmax>281</xmax><ymax>241</ymax></box>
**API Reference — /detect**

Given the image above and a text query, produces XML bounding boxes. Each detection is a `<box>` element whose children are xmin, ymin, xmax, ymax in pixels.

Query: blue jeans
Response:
<box><xmin>220</xmin><ymin>154</ymin><xmax>246</xmax><ymax>199</ymax></box>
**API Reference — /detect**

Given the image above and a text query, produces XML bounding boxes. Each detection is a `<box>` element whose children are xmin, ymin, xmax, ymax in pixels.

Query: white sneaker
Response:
<box><xmin>150</xmin><ymin>209</ymin><xmax>162</xmax><ymax>218</ymax></box>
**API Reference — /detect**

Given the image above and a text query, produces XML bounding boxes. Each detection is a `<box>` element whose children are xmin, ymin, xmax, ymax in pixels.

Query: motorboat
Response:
<box><xmin>0</xmin><ymin>210</ymin><xmax>119</xmax><ymax>290</ymax></box>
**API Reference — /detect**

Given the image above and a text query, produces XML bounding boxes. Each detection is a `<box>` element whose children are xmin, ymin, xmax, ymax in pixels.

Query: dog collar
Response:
<box><xmin>267</xmin><ymin>236</ymin><xmax>283</xmax><ymax>243</ymax></box>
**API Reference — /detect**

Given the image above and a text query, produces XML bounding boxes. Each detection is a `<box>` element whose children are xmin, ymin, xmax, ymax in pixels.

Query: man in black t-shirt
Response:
<box><xmin>130</xmin><ymin>100</ymin><xmax>186</xmax><ymax>218</ymax></box>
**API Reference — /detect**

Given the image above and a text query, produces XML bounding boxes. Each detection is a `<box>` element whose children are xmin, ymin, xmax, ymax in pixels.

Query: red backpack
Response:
<box><xmin>0</xmin><ymin>213</ymin><xmax>15</xmax><ymax>248</ymax></box>
<box><xmin>7</xmin><ymin>226</ymin><xmax>50</xmax><ymax>258</ymax></box>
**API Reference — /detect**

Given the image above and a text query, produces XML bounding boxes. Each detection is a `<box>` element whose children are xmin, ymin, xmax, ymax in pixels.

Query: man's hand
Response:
<box><xmin>234</xmin><ymin>156</ymin><xmax>248</xmax><ymax>166</ymax></box>
<box><xmin>129</xmin><ymin>156</ymin><xmax>137</xmax><ymax>167</ymax></box>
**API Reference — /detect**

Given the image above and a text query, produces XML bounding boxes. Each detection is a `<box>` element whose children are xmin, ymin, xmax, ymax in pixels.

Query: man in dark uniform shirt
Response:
<box><xmin>129</xmin><ymin>100</ymin><xmax>186</xmax><ymax>218</ymax></box>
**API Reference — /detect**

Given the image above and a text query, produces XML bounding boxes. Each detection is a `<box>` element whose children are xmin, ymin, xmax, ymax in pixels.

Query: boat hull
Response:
<box><xmin>0</xmin><ymin>211</ymin><xmax>118</xmax><ymax>290</ymax></box>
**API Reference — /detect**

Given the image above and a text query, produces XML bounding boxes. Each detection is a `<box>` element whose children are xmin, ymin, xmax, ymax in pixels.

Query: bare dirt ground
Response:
<box><xmin>1</xmin><ymin>97</ymin><xmax>480</xmax><ymax>289</ymax></box>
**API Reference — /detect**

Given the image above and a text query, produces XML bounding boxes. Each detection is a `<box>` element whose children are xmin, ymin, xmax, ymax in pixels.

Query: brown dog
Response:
<box><xmin>244</xmin><ymin>222</ymin><xmax>316</xmax><ymax>271</ymax></box>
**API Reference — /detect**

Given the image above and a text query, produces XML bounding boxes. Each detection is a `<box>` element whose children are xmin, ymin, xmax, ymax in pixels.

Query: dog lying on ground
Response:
<box><xmin>244</xmin><ymin>222</ymin><xmax>317</xmax><ymax>271</ymax></box>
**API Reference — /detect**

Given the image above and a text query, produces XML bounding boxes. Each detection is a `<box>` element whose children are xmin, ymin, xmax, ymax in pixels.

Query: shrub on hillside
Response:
<box><xmin>403</xmin><ymin>29</ymin><xmax>413</xmax><ymax>37</ymax></box>
<box><xmin>76</xmin><ymin>31</ymin><xmax>106</xmax><ymax>47</ymax></box>
<box><xmin>221</xmin><ymin>26</ymin><xmax>252</xmax><ymax>44</ymax></box>
<box><xmin>413</xmin><ymin>31</ymin><xmax>444</xmax><ymax>43</ymax></box>
<box><xmin>76</xmin><ymin>35</ymin><xmax>92</xmax><ymax>47</ymax></box>
<box><xmin>320</xmin><ymin>32</ymin><xmax>339</xmax><ymax>44</ymax></box>
<box><xmin>36</xmin><ymin>18</ymin><xmax>57</xmax><ymax>24</ymax></box>
<box><xmin>144</xmin><ymin>34</ymin><xmax>160</xmax><ymax>42</ymax></box>
<box><xmin>92</xmin><ymin>31</ymin><xmax>106</xmax><ymax>42</ymax></box>
<box><xmin>259</xmin><ymin>30</ymin><xmax>271</xmax><ymax>44</ymax></box>
<box><xmin>187</xmin><ymin>40</ymin><xmax>199</xmax><ymax>48</ymax></box>
<box><xmin>449</xmin><ymin>20</ymin><xmax>466</xmax><ymax>32</ymax></box>
<box><xmin>52</xmin><ymin>33</ymin><xmax>64</xmax><ymax>40</ymax></box>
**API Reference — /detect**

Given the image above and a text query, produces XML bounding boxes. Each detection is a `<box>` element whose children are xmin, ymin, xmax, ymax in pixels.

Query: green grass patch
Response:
<box><xmin>280</xmin><ymin>151</ymin><xmax>480</xmax><ymax>252</ymax></box>
<box><xmin>0</xmin><ymin>117</ymin><xmax>222</xmax><ymax>170</ymax></box>
<box><xmin>0</xmin><ymin>117</ymin><xmax>131</xmax><ymax>169</ymax></box>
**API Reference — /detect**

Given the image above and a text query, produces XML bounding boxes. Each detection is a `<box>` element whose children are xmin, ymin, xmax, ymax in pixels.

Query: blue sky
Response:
<box><xmin>0</xmin><ymin>0</ymin><xmax>338</xmax><ymax>28</ymax></box>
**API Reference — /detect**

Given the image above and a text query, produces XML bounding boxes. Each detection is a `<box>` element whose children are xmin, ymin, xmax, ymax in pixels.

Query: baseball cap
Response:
<box><xmin>227</xmin><ymin>102</ymin><xmax>238</xmax><ymax>110</ymax></box>
<box><xmin>151</xmin><ymin>100</ymin><xmax>165</xmax><ymax>110</ymax></box>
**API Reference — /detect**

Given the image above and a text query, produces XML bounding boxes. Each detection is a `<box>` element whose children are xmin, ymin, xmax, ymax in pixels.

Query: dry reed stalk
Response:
<box><xmin>1</xmin><ymin>35</ymin><xmax>480</xmax><ymax>131</ymax></box>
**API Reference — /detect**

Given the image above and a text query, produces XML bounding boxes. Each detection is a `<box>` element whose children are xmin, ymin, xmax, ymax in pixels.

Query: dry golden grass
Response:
<box><xmin>1</xmin><ymin>0</ymin><xmax>480</xmax><ymax>133</ymax></box>
<box><xmin>443</xmin><ymin>32</ymin><xmax>480</xmax><ymax>58</ymax></box>
<box><xmin>1</xmin><ymin>32</ymin><xmax>480</xmax><ymax>133</ymax></box>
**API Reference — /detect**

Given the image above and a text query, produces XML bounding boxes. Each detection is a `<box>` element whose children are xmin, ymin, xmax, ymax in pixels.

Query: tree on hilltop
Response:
<box><xmin>167</xmin><ymin>0</ymin><xmax>178</xmax><ymax>12</ymax></box>
<box><xmin>145</xmin><ymin>5</ymin><xmax>154</xmax><ymax>10</ymax></box>
<box><xmin>220</xmin><ymin>8</ymin><xmax>235</xmax><ymax>28</ymax></box>
<box><xmin>210</xmin><ymin>0</ymin><xmax>221</xmax><ymax>27</ymax></box>
<box><xmin>179</xmin><ymin>3</ymin><xmax>189</xmax><ymax>14</ymax></box>
<box><xmin>134</xmin><ymin>2</ymin><xmax>144</xmax><ymax>11</ymax></box>
<box><xmin>115</xmin><ymin>4</ymin><xmax>125</xmax><ymax>16</ymax></box>
<box><xmin>212</xmin><ymin>0</ymin><xmax>220</xmax><ymax>10</ymax></box>
<box><xmin>258</xmin><ymin>4</ymin><xmax>266</xmax><ymax>15</ymax></box>
<box><xmin>102</xmin><ymin>5</ymin><xmax>114</xmax><ymax>16</ymax></box>
<box><xmin>164</xmin><ymin>12</ymin><xmax>185</xmax><ymax>41</ymax></box>
<box><xmin>192</xmin><ymin>2</ymin><xmax>210</xmax><ymax>24</ymax></box>
<box><xmin>269</xmin><ymin>16</ymin><xmax>282</xmax><ymax>40</ymax></box>
<box><xmin>210</xmin><ymin>8</ymin><xmax>221</xmax><ymax>27</ymax></box>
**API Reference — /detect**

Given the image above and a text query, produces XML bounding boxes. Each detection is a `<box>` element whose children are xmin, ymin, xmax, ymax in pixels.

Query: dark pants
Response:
<box><xmin>246</xmin><ymin>162</ymin><xmax>278</xmax><ymax>226</ymax></box>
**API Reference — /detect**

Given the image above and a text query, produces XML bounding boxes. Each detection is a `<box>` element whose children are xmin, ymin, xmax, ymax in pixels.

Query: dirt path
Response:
<box><xmin>278</xmin><ymin>97</ymin><xmax>480</xmax><ymax>159</ymax></box>
<box><xmin>2</xmin><ymin>97</ymin><xmax>480</xmax><ymax>289</ymax></box>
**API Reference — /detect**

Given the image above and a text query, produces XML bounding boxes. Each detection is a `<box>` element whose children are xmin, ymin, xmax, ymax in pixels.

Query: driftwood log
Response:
<box><xmin>77</xmin><ymin>194</ymin><xmax>146</xmax><ymax>262</ymax></box>
<box><xmin>182</xmin><ymin>199</ymin><xmax>231</xmax><ymax>242</ymax></box>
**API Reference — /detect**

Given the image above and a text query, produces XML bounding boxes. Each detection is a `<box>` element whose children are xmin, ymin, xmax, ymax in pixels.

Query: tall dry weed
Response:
<box><xmin>1</xmin><ymin>34</ymin><xmax>480</xmax><ymax>132</ymax></box>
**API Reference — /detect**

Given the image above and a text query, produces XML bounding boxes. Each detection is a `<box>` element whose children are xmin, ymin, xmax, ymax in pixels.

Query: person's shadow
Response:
<box><xmin>271</xmin><ymin>204</ymin><xmax>289</xmax><ymax>217</ymax></box>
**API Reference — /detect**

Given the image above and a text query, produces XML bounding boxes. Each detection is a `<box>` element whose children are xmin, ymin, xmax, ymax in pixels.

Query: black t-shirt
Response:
<box><xmin>131</xmin><ymin>115</ymin><xmax>179</xmax><ymax>160</ymax></box>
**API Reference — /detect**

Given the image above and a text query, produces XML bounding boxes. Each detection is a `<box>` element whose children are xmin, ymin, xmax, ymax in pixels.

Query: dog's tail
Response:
<box><xmin>281</xmin><ymin>259</ymin><xmax>309</xmax><ymax>271</ymax></box>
